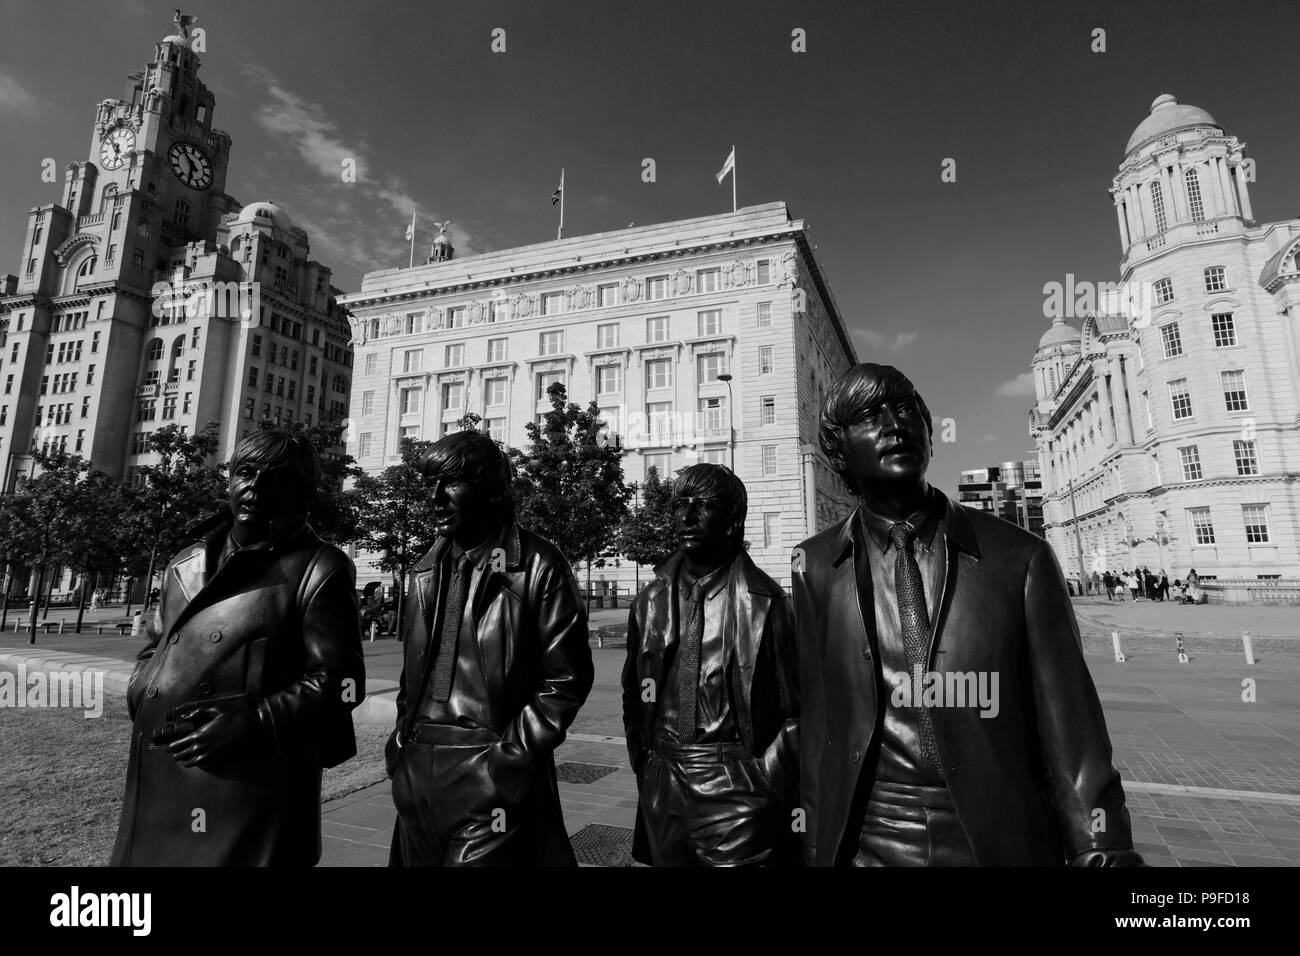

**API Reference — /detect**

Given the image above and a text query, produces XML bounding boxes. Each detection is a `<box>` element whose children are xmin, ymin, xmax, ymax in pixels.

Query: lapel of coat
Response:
<box><xmin>837</xmin><ymin>507</ymin><xmax>879</xmax><ymax>666</ymax></box>
<box><xmin>644</xmin><ymin>552</ymin><xmax>683</xmax><ymax>697</ymax></box>
<box><xmin>925</xmin><ymin>493</ymin><xmax>982</xmax><ymax>667</ymax></box>
<box><xmin>731</xmin><ymin>551</ymin><xmax>772</xmax><ymax>710</ymax></box>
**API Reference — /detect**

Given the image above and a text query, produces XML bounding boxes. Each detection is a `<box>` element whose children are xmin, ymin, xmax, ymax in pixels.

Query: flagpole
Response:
<box><xmin>408</xmin><ymin>210</ymin><xmax>416</xmax><ymax>268</ymax></box>
<box><xmin>558</xmin><ymin>168</ymin><xmax>565</xmax><ymax>240</ymax></box>
<box><xmin>731</xmin><ymin>145</ymin><xmax>736</xmax><ymax>213</ymax></box>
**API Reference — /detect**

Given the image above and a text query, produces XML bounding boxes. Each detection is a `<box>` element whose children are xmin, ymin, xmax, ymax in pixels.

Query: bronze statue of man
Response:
<box><xmin>622</xmin><ymin>463</ymin><xmax>799</xmax><ymax>866</ymax></box>
<box><xmin>387</xmin><ymin>431</ymin><xmax>594</xmax><ymax>866</ymax></box>
<box><xmin>112</xmin><ymin>429</ymin><xmax>366</xmax><ymax>866</ymax></box>
<box><xmin>793</xmin><ymin>364</ymin><xmax>1142</xmax><ymax>866</ymax></box>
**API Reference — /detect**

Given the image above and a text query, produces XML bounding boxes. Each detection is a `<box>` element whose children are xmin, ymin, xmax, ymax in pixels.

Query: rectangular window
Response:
<box><xmin>81</xmin><ymin>396</ymin><xmax>90</xmax><ymax>417</ymax></box>
<box><xmin>757</xmin><ymin>301</ymin><xmax>772</xmax><ymax>327</ymax></box>
<box><xmin>131</xmin><ymin>432</ymin><xmax>147</xmax><ymax>455</ymax></box>
<box><xmin>486</xmin><ymin>338</ymin><xmax>507</xmax><ymax>363</ymax></box>
<box><xmin>597</xmin><ymin>405</ymin><xmax>622</xmax><ymax>437</ymax></box>
<box><xmin>251</xmin><ymin>334</ymin><xmax>262</xmax><ymax>358</ymax></box>
<box><xmin>400</xmin><ymin>425</ymin><xmax>421</xmax><ymax>441</ymax></box>
<box><xmin>10</xmin><ymin>342</ymin><xmax>19</xmax><ymax>363</ymax></box>
<box><xmin>646</xmin><ymin>401</ymin><xmax>673</xmax><ymax>442</ymax></box>
<box><xmin>365</xmin><ymin>353</ymin><xmax>377</xmax><ymax>374</ymax></box>
<box><xmin>263</xmin><ymin>403</ymin><xmax>271</xmax><ymax>420</ymax></box>
<box><xmin>1204</xmin><ymin>266</ymin><xmax>1227</xmax><ymax>292</ymax></box>
<box><xmin>447</xmin><ymin>306</ymin><xmax>466</xmax><ymax>329</ymax></box>
<box><xmin>536</xmin><ymin>370</ymin><xmax>565</xmax><ymax>400</ymax></box>
<box><xmin>540</xmin><ymin>331</ymin><xmax>564</xmax><ymax>356</ymax></box>
<box><xmin>697</xmin><ymin>309</ymin><xmax>722</xmax><ymax>337</ymax></box>
<box><xmin>1222</xmin><ymin>369</ymin><xmax>1249</xmax><ymax>411</ymax></box>
<box><xmin>760</xmin><ymin>395</ymin><xmax>776</xmax><ymax>425</ymax></box>
<box><xmin>596</xmin><ymin>365</ymin><xmax>622</xmax><ymax>395</ymax></box>
<box><xmin>405</xmin><ymin>312</ymin><xmax>422</xmax><ymax>335</ymax></box>
<box><xmin>358</xmin><ymin>433</ymin><xmax>372</xmax><ymax>458</ymax></box>
<box><xmin>755</xmin><ymin>260</ymin><xmax>771</xmax><ymax>284</ymax></box>
<box><xmin>1178</xmin><ymin>445</ymin><xmax>1203</xmax><ymax>481</ymax></box>
<box><xmin>1211</xmin><ymin>313</ymin><xmax>1237</xmax><ymax>348</ymax></box>
<box><xmin>1243</xmin><ymin>504</ymin><xmax>1270</xmax><ymax>544</ymax></box>
<box><xmin>697</xmin><ymin>352</ymin><xmax>726</xmax><ymax>383</ymax></box>
<box><xmin>596</xmin><ymin>323</ymin><xmax>620</xmax><ymax>349</ymax></box>
<box><xmin>306</xmin><ymin>384</ymin><xmax>315</xmax><ymax>404</ymax></box>
<box><xmin>759</xmin><ymin>345</ymin><xmax>774</xmax><ymax>374</ymax></box>
<box><xmin>3</xmin><ymin>375</ymin><xmax>11</xmax><ymax>395</ymax></box>
<box><xmin>360</xmin><ymin>391</ymin><xmax>374</xmax><ymax>416</ymax></box>
<box><xmin>276</xmin><ymin>376</ymin><xmax>285</xmax><ymax>397</ymax></box>
<box><xmin>484</xmin><ymin>378</ymin><xmax>508</xmax><ymax>407</ymax></box>
<box><xmin>442</xmin><ymin>381</ymin><xmax>464</xmax><ymax>410</ymax></box>
<box><xmin>399</xmin><ymin>387</ymin><xmax>422</xmax><ymax>415</ymax></box>
<box><xmin>644</xmin><ymin>452</ymin><xmax>671</xmax><ymax>478</ymax></box>
<box><xmin>1189</xmin><ymin>507</ymin><xmax>1216</xmax><ymax>545</ymax></box>
<box><xmin>646</xmin><ymin>275</ymin><xmax>669</xmax><ymax>301</ymax></box>
<box><xmin>699</xmin><ymin>396</ymin><xmax>726</xmax><ymax>432</ymax></box>
<box><xmin>243</xmin><ymin>397</ymin><xmax>254</xmax><ymax>419</ymax></box>
<box><xmin>401</xmin><ymin>348</ymin><xmax>423</xmax><ymax>373</ymax></box>
<box><xmin>763</xmin><ymin>513</ymin><xmax>780</xmax><ymax>549</ymax></box>
<box><xmin>696</xmin><ymin>268</ymin><xmax>720</xmax><ymax>293</ymax></box>
<box><xmin>699</xmin><ymin>447</ymin><xmax>727</xmax><ymax>465</ymax></box>
<box><xmin>1233</xmin><ymin>439</ymin><xmax>1258</xmax><ymax>476</ymax></box>
<box><xmin>540</xmin><ymin>292</ymin><xmax>565</xmax><ymax>316</ymax></box>
<box><xmin>248</xmin><ymin>366</ymin><xmax>259</xmax><ymax>387</ymax></box>
<box><xmin>645</xmin><ymin>359</ymin><xmax>672</xmax><ymax>390</ymax></box>
<box><xmin>182</xmin><ymin>392</ymin><xmax>192</xmax><ymax>414</ymax></box>
<box><xmin>162</xmin><ymin>396</ymin><xmax>177</xmax><ymax>420</ymax></box>
<box><xmin>137</xmin><ymin>398</ymin><xmax>156</xmax><ymax>422</ymax></box>
<box><xmin>646</xmin><ymin>316</ymin><xmax>669</xmax><ymax>343</ymax></box>
<box><xmin>1168</xmin><ymin>379</ymin><xmax>1193</xmax><ymax>420</ymax></box>
<box><xmin>186</xmin><ymin>360</ymin><xmax>195</xmax><ymax>382</ymax></box>
<box><xmin>486</xmin><ymin>418</ymin><xmax>507</xmax><ymax>442</ymax></box>
<box><xmin>762</xmin><ymin>444</ymin><xmax>778</xmax><ymax>476</ymax></box>
<box><xmin>488</xmin><ymin>299</ymin><xmax>509</xmax><ymax>323</ymax></box>
<box><xmin>596</xmin><ymin>283</ymin><xmax>619</xmax><ymax>308</ymax></box>
<box><xmin>1154</xmin><ymin>278</ymin><xmax>1174</xmax><ymax>304</ymax></box>
<box><xmin>1160</xmin><ymin>322</ymin><xmax>1183</xmax><ymax>358</ymax></box>
<box><xmin>287</xmin><ymin>381</ymin><xmax>296</xmax><ymax>401</ymax></box>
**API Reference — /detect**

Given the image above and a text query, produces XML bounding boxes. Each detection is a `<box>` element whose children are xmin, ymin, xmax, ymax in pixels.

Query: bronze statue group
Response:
<box><xmin>110</xmin><ymin>363</ymin><xmax>1143</xmax><ymax>867</ymax></box>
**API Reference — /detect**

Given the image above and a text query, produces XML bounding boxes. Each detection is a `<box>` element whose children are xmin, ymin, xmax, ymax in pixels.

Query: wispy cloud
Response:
<box><xmin>851</xmin><ymin>328</ymin><xmax>918</xmax><ymax>353</ymax></box>
<box><xmin>995</xmin><ymin>372</ymin><xmax>1036</xmax><ymax>397</ymax></box>
<box><xmin>978</xmin><ymin>433</ymin><xmax>998</xmax><ymax>443</ymax></box>
<box><xmin>237</xmin><ymin>64</ymin><xmax>479</xmax><ymax>273</ymax></box>
<box><xmin>0</xmin><ymin>74</ymin><xmax>42</xmax><ymax>115</ymax></box>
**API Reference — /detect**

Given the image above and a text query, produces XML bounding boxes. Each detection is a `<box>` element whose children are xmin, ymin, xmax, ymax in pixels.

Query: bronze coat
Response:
<box><xmin>112</xmin><ymin>512</ymin><xmax>365</xmax><ymax>866</ymax></box>
<box><xmin>387</xmin><ymin>522</ymin><xmax>594</xmax><ymax>866</ymax></box>
<box><xmin>793</xmin><ymin>493</ymin><xmax>1139</xmax><ymax>866</ymax></box>
<box><xmin>622</xmin><ymin>549</ymin><xmax>800</xmax><ymax>864</ymax></box>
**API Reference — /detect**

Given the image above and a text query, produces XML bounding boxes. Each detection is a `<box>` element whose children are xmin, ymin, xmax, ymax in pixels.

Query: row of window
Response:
<box><xmin>1148</xmin><ymin>266</ymin><xmax>1231</xmax><ymax>308</ymax></box>
<box><xmin>251</xmin><ymin>335</ymin><xmax>307</xmax><ymax>373</ymax></box>
<box><xmin>238</xmin><ymin>400</ymin><xmax>315</xmax><ymax>428</ymax></box>
<box><xmin>32</xmin><ymin>431</ymin><xmax>86</xmax><ymax>455</ymax></box>
<box><xmin>135</xmin><ymin>393</ymin><xmax>193</xmax><ymax>422</ymax></box>
<box><xmin>1158</xmin><ymin>369</ymin><xmax>1250</xmax><ymax>424</ymax></box>
<box><xmin>1188</xmin><ymin>504</ymin><xmax>1272</xmax><ymax>546</ymax></box>
<box><xmin>39</xmin><ymin>372</ymin><xmax>80</xmax><ymax>394</ymax></box>
<box><xmin>1157</xmin><ymin>312</ymin><xmax>1238</xmax><ymax>359</ymax></box>
<box><xmin>1175</xmin><ymin>439</ymin><xmax>1260</xmax><ymax>481</ymax></box>
<box><xmin>1146</xmin><ymin>170</ymin><xmax>1215</xmax><ymax>235</ymax></box>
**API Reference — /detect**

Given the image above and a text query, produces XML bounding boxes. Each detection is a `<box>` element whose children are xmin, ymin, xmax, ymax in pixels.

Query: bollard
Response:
<box><xmin>1242</xmin><ymin>630</ymin><xmax>1255</xmax><ymax>666</ymax></box>
<box><xmin>58</xmin><ymin>619</ymin><xmax>65</xmax><ymax>634</ymax></box>
<box><xmin>131</xmin><ymin>611</ymin><xmax>145</xmax><ymax>637</ymax></box>
<box><xmin>1111</xmin><ymin>630</ymin><xmax>1125</xmax><ymax>663</ymax></box>
<box><xmin>1175</xmin><ymin>632</ymin><xmax>1188</xmax><ymax>664</ymax></box>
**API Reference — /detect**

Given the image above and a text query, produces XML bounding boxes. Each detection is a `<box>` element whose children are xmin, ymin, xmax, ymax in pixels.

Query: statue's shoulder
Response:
<box><xmin>794</xmin><ymin>513</ymin><xmax>853</xmax><ymax>568</ymax></box>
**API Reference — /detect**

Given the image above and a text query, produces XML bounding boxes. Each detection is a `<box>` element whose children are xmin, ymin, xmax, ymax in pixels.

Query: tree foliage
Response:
<box><xmin>255</xmin><ymin>417</ymin><xmax>363</xmax><ymax>545</ymax></box>
<box><xmin>507</xmin><ymin>382</ymin><xmax>631</xmax><ymax>569</ymax></box>
<box><xmin>617</xmin><ymin>466</ymin><xmax>676</xmax><ymax>568</ymax></box>
<box><xmin>349</xmin><ymin>437</ymin><xmax>438</xmax><ymax>581</ymax></box>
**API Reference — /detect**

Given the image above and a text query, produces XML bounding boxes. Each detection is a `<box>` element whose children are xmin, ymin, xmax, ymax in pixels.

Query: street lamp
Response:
<box><xmin>716</xmin><ymin>373</ymin><xmax>734</xmax><ymax>469</ymax></box>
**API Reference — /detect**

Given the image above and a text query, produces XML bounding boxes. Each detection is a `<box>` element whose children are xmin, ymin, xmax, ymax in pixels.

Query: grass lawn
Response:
<box><xmin>0</xmin><ymin>664</ymin><xmax>390</xmax><ymax>866</ymax></box>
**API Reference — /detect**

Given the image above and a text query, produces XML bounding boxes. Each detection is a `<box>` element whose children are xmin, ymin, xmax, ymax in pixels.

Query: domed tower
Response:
<box><xmin>1110</xmin><ymin>94</ymin><xmax>1254</xmax><ymax>263</ymax></box>
<box><xmin>1032</xmin><ymin>315</ymin><xmax>1081</xmax><ymax>407</ymax></box>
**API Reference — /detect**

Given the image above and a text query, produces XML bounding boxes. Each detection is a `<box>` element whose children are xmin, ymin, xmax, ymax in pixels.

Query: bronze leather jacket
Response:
<box><xmin>793</xmin><ymin>493</ymin><xmax>1142</xmax><ymax>866</ymax></box>
<box><xmin>112</xmin><ymin>511</ymin><xmax>365</xmax><ymax>866</ymax></box>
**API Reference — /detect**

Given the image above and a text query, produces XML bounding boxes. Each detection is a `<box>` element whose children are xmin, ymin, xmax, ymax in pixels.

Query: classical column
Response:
<box><xmin>1214</xmin><ymin>156</ymin><xmax>1237</xmax><ymax>218</ymax></box>
<box><xmin>1131</xmin><ymin>183</ymin><xmax>1148</xmax><ymax>237</ymax></box>
<box><xmin>1165</xmin><ymin>163</ymin><xmax>1185</xmax><ymax>223</ymax></box>
<box><xmin>1235</xmin><ymin>165</ymin><xmax>1255</xmax><ymax>220</ymax></box>
<box><xmin>1115</xmin><ymin>200</ymin><xmax>1131</xmax><ymax>250</ymax></box>
<box><xmin>1110</xmin><ymin>357</ymin><xmax>1134</xmax><ymax>445</ymax></box>
<box><xmin>1095</xmin><ymin>370</ymin><xmax>1115</xmax><ymax>448</ymax></box>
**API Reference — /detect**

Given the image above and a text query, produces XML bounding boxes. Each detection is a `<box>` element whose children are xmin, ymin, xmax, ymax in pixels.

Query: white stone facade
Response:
<box><xmin>339</xmin><ymin>202</ymin><xmax>858</xmax><ymax>591</ymax></box>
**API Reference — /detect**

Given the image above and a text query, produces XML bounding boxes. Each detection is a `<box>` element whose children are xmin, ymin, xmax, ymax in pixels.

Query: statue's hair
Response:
<box><xmin>229</xmin><ymin>429</ymin><xmax>322</xmax><ymax>501</ymax></box>
<box><xmin>819</xmin><ymin>363</ymin><xmax>933</xmax><ymax>495</ymax></box>
<box><xmin>673</xmin><ymin>463</ymin><xmax>748</xmax><ymax>548</ymax></box>
<box><xmin>419</xmin><ymin>430</ymin><xmax>514</xmax><ymax>513</ymax></box>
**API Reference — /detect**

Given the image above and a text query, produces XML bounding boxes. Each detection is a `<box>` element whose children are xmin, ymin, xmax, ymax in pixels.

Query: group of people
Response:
<box><xmin>109</xmin><ymin>363</ymin><xmax>1143</xmax><ymax>868</ymax></box>
<box><xmin>1095</xmin><ymin>568</ymin><xmax>1203</xmax><ymax>605</ymax></box>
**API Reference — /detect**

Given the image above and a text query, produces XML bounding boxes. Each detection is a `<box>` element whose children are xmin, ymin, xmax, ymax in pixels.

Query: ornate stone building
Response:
<box><xmin>1029</xmin><ymin>95</ymin><xmax>1300</xmax><ymax>600</ymax></box>
<box><xmin>0</xmin><ymin>18</ymin><xmax>352</xmax><ymax>597</ymax></box>
<box><xmin>339</xmin><ymin>202</ymin><xmax>857</xmax><ymax>591</ymax></box>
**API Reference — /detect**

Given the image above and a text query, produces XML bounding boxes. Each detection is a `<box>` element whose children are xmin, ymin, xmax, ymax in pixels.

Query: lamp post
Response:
<box><xmin>716</xmin><ymin>373</ymin><xmax>735</xmax><ymax>469</ymax></box>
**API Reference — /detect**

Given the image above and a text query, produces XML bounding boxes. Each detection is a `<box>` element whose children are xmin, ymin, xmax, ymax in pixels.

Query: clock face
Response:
<box><xmin>99</xmin><ymin>127</ymin><xmax>135</xmax><ymax>170</ymax></box>
<box><xmin>168</xmin><ymin>141</ymin><xmax>213</xmax><ymax>190</ymax></box>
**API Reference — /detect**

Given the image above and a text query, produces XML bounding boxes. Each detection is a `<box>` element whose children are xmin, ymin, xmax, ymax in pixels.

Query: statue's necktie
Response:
<box><xmin>429</xmin><ymin>555</ymin><xmax>471</xmax><ymax>703</ymax></box>
<box><xmin>676</xmin><ymin>581</ymin><xmax>705</xmax><ymax>741</ymax></box>
<box><xmin>890</xmin><ymin>521</ymin><xmax>940</xmax><ymax>768</ymax></box>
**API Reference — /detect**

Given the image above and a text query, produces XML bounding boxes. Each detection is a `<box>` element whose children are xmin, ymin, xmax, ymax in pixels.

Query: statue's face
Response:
<box><xmin>431</xmin><ymin>473</ymin><xmax>495</xmax><ymax>544</ymax></box>
<box><xmin>228</xmin><ymin>460</ymin><xmax>301</xmax><ymax>530</ymax></box>
<box><xmin>839</xmin><ymin>394</ymin><xmax>932</xmax><ymax>490</ymax></box>
<box><xmin>673</xmin><ymin>494</ymin><xmax>736</xmax><ymax>564</ymax></box>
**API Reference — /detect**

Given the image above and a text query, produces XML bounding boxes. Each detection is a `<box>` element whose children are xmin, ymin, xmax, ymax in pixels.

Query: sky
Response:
<box><xmin>2</xmin><ymin>0</ymin><xmax>1299</xmax><ymax>495</ymax></box>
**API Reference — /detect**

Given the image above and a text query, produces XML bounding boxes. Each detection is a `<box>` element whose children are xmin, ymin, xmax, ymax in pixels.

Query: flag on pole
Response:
<box><xmin>715</xmin><ymin>147</ymin><xmax>735</xmax><ymax>185</ymax></box>
<box><xmin>551</xmin><ymin>180</ymin><xmax>563</xmax><ymax>205</ymax></box>
<box><xmin>405</xmin><ymin>217</ymin><xmax>415</xmax><ymax>241</ymax></box>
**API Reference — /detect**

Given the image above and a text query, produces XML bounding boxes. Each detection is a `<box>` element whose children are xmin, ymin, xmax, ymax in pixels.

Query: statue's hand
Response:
<box><xmin>160</xmin><ymin>697</ymin><xmax>262</xmax><ymax>768</ymax></box>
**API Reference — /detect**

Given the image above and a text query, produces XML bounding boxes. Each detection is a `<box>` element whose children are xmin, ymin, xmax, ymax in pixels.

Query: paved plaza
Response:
<box><xmin>3</xmin><ymin>599</ymin><xmax>1297</xmax><ymax>866</ymax></box>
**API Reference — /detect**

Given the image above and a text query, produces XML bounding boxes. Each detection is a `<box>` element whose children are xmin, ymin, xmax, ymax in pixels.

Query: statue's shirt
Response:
<box><xmin>654</xmin><ymin>560</ymin><xmax>736</xmax><ymax>744</ymax></box>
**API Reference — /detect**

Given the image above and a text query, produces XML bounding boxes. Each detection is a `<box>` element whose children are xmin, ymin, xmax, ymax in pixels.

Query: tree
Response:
<box><xmin>123</xmin><ymin>423</ymin><xmax>228</xmax><ymax>610</ymax></box>
<box><xmin>3</xmin><ymin>451</ymin><xmax>94</xmax><ymax>643</ymax></box>
<box><xmin>62</xmin><ymin>470</ymin><xmax>135</xmax><ymax>632</ymax></box>
<box><xmin>349</xmin><ymin>437</ymin><xmax>439</xmax><ymax>639</ymax></box>
<box><xmin>617</xmin><ymin>466</ymin><xmax>676</xmax><ymax>571</ymax></box>
<box><xmin>508</xmin><ymin>382</ymin><xmax>631</xmax><ymax>607</ymax></box>
<box><xmin>255</xmin><ymin>418</ymin><xmax>363</xmax><ymax>546</ymax></box>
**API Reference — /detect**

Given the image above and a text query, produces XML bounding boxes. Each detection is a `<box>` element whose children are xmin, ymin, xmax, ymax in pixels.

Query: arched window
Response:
<box><xmin>146</xmin><ymin>338</ymin><xmax>164</xmax><ymax>362</ymax></box>
<box><xmin>1203</xmin><ymin>266</ymin><xmax>1226</xmax><ymax>292</ymax></box>
<box><xmin>174</xmin><ymin>199</ymin><xmax>192</xmax><ymax>231</ymax></box>
<box><xmin>78</xmin><ymin>256</ymin><xmax>98</xmax><ymax>277</ymax></box>
<box><xmin>168</xmin><ymin>335</ymin><xmax>185</xmax><ymax>383</ymax></box>
<box><xmin>1185</xmin><ymin>168</ymin><xmax>1205</xmax><ymax>223</ymax></box>
<box><xmin>1150</xmin><ymin>179</ymin><xmax>1167</xmax><ymax>233</ymax></box>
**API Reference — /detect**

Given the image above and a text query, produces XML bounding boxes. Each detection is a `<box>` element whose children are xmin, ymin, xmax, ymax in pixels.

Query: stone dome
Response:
<box><xmin>1038</xmin><ymin>315</ymin><xmax>1081</xmax><ymax>350</ymax></box>
<box><xmin>233</xmin><ymin>202</ymin><xmax>295</xmax><ymax>234</ymax></box>
<box><xmin>1126</xmin><ymin>94</ymin><xmax>1220</xmax><ymax>154</ymax></box>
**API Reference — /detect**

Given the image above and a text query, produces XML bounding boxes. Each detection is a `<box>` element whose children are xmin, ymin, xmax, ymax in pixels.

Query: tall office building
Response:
<box><xmin>339</xmin><ymin>202</ymin><xmax>858</xmax><ymax>589</ymax></box>
<box><xmin>1029</xmin><ymin>94</ymin><xmax>1300</xmax><ymax>597</ymax></box>
<box><xmin>0</xmin><ymin>18</ymin><xmax>352</xmax><ymax>595</ymax></box>
<box><xmin>957</xmin><ymin>460</ymin><xmax>1044</xmax><ymax>536</ymax></box>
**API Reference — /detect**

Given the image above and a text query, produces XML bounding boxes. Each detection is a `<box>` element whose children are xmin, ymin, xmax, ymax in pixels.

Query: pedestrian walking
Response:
<box><xmin>1126</xmin><ymin>571</ymin><xmax>1139</xmax><ymax>601</ymax></box>
<box><xmin>1102</xmin><ymin>571</ymin><xmax>1114</xmax><ymax>600</ymax></box>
